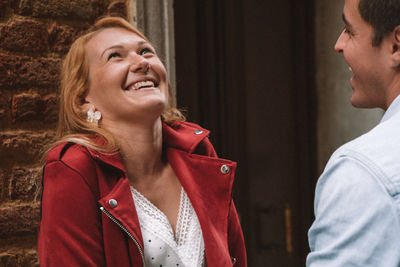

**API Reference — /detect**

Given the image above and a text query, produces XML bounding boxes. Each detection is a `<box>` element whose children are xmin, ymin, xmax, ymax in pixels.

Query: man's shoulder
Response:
<box><xmin>334</xmin><ymin>112</ymin><xmax>400</xmax><ymax>158</ymax></box>
<box><xmin>325</xmin><ymin>114</ymin><xmax>400</xmax><ymax>197</ymax></box>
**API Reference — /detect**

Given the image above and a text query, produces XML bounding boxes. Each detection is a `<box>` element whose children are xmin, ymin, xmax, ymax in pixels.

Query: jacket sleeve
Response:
<box><xmin>38</xmin><ymin>160</ymin><xmax>106</xmax><ymax>267</ymax></box>
<box><xmin>228</xmin><ymin>200</ymin><xmax>247</xmax><ymax>266</ymax></box>
<box><xmin>307</xmin><ymin>156</ymin><xmax>400</xmax><ymax>267</ymax></box>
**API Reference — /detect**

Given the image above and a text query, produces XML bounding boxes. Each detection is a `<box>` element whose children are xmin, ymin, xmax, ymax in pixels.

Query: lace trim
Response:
<box><xmin>131</xmin><ymin>186</ymin><xmax>205</xmax><ymax>266</ymax></box>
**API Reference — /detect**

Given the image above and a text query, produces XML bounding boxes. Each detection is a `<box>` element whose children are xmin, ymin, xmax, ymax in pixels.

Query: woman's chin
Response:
<box><xmin>132</xmin><ymin>100</ymin><xmax>167</xmax><ymax>122</ymax></box>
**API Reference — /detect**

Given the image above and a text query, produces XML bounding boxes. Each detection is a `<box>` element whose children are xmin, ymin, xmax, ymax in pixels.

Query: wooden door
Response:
<box><xmin>174</xmin><ymin>0</ymin><xmax>316</xmax><ymax>266</ymax></box>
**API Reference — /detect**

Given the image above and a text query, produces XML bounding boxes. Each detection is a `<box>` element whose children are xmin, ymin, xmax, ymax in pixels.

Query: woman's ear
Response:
<box><xmin>80</xmin><ymin>100</ymin><xmax>92</xmax><ymax>114</ymax></box>
<box><xmin>391</xmin><ymin>25</ymin><xmax>400</xmax><ymax>68</ymax></box>
<box><xmin>79</xmin><ymin>98</ymin><xmax>92</xmax><ymax>117</ymax></box>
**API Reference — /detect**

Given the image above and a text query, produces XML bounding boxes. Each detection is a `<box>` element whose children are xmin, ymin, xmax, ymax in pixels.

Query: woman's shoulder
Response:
<box><xmin>43</xmin><ymin>142</ymin><xmax>102</xmax><ymax>206</ymax></box>
<box><xmin>45</xmin><ymin>142</ymin><xmax>93</xmax><ymax>169</ymax></box>
<box><xmin>44</xmin><ymin>142</ymin><xmax>101</xmax><ymax>192</ymax></box>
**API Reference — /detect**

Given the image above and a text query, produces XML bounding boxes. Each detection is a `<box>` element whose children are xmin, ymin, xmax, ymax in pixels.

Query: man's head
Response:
<box><xmin>335</xmin><ymin>0</ymin><xmax>400</xmax><ymax>110</ymax></box>
<box><xmin>359</xmin><ymin>0</ymin><xmax>400</xmax><ymax>46</ymax></box>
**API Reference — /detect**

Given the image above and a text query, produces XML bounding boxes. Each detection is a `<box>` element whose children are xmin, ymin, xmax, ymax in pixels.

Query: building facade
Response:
<box><xmin>0</xmin><ymin>0</ymin><xmax>382</xmax><ymax>266</ymax></box>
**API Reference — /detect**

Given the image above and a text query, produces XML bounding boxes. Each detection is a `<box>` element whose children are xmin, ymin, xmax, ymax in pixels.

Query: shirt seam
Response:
<box><xmin>335</xmin><ymin>149</ymin><xmax>399</xmax><ymax>197</ymax></box>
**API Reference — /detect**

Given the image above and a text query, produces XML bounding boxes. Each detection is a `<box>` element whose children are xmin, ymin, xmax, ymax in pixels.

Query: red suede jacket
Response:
<box><xmin>38</xmin><ymin>122</ymin><xmax>247</xmax><ymax>266</ymax></box>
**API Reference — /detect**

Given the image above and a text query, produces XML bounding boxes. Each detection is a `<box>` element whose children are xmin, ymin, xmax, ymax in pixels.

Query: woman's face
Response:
<box><xmin>84</xmin><ymin>27</ymin><xmax>168</xmax><ymax>127</ymax></box>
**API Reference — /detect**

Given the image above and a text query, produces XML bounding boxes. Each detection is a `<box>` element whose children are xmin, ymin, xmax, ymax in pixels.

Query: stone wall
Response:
<box><xmin>315</xmin><ymin>0</ymin><xmax>383</xmax><ymax>174</ymax></box>
<box><xmin>0</xmin><ymin>1</ymin><xmax>134</xmax><ymax>265</ymax></box>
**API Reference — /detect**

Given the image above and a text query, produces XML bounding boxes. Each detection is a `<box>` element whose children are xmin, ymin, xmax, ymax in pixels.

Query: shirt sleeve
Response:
<box><xmin>307</xmin><ymin>156</ymin><xmax>400</xmax><ymax>267</ymax></box>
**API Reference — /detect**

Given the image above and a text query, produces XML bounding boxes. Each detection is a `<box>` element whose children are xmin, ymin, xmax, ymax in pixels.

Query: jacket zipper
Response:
<box><xmin>100</xmin><ymin>206</ymin><xmax>145</xmax><ymax>266</ymax></box>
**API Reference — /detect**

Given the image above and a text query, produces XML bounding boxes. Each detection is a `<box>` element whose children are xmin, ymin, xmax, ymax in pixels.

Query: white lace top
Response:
<box><xmin>130</xmin><ymin>186</ymin><xmax>205</xmax><ymax>267</ymax></box>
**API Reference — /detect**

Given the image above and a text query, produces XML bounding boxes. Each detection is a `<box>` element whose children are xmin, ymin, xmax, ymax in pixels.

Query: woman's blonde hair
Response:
<box><xmin>51</xmin><ymin>17</ymin><xmax>185</xmax><ymax>154</ymax></box>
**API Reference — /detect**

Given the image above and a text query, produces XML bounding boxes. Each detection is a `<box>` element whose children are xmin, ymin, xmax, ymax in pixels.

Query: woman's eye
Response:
<box><xmin>107</xmin><ymin>52</ymin><xmax>121</xmax><ymax>60</ymax></box>
<box><xmin>140</xmin><ymin>48</ymin><xmax>153</xmax><ymax>56</ymax></box>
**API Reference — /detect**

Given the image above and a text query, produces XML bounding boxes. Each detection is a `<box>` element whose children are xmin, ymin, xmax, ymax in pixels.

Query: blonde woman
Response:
<box><xmin>38</xmin><ymin>17</ymin><xmax>246</xmax><ymax>267</ymax></box>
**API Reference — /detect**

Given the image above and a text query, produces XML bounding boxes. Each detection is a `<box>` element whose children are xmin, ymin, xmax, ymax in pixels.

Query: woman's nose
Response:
<box><xmin>129</xmin><ymin>54</ymin><xmax>150</xmax><ymax>73</ymax></box>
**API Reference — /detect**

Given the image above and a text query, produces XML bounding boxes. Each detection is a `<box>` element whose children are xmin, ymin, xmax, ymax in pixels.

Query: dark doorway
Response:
<box><xmin>174</xmin><ymin>0</ymin><xmax>317</xmax><ymax>266</ymax></box>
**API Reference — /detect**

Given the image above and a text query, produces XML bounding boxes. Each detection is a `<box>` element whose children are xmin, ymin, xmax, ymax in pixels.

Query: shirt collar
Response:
<box><xmin>381</xmin><ymin>94</ymin><xmax>400</xmax><ymax>123</ymax></box>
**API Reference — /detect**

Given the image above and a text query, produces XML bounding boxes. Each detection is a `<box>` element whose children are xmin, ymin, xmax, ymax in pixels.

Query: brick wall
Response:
<box><xmin>0</xmin><ymin>1</ymin><xmax>133</xmax><ymax>265</ymax></box>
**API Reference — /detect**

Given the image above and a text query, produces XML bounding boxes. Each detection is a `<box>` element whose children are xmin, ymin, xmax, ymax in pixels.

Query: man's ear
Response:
<box><xmin>391</xmin><ymin>25</ymin><xmax>400</xmax><ymax>68</ymax></box>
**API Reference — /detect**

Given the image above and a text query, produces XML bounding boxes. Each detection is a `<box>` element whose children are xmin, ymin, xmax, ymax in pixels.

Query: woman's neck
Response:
<box><xmin>103</xmin><ymin>118</ymin><xmax>165</xmax><ymax>184</ymax></box>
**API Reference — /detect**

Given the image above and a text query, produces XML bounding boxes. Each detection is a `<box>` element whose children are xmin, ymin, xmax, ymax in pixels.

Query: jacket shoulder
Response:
<box><xmin>46</xmin><ymin>142</ymin><xmax>92</xmax><ymax>166</ymax></box>
<box><xmin>44</xmin><ymin>142</ymin><xmax>100</xmax><ymax>199</ymax></box>
<box><xmin>45</xmin><ymin>143</ymin><xmax>96</xmax><ymax>181</ymax></box>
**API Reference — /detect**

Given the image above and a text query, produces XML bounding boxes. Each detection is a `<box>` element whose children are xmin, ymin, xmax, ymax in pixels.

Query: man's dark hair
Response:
<box><xmin>359</xmin><ymin>0</ymin><xmax>400</xmax><ymax>46</ymax></box>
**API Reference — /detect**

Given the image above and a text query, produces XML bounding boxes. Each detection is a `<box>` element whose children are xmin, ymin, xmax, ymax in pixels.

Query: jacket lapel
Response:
<box><xmin>167</xmin><ymin>148</ymin><xmax>236</xmax><ymax>265</ymax></box>
<box><xmin>87</xmin><ymin>122</ymin><xmax>237</xmax><ymax>265</ymax></box>
<box><xmin>98</xmin><ymin>178</ymin><xmax>144</xmax><ymax>251</ymax></box>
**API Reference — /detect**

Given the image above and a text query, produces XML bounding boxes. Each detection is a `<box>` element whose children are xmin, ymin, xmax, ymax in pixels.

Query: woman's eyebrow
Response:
<box><xmin>100</xmin><ymin>45</ymin><xmax>123</xmax><ymax>58</ymax></box>
<box><xmin>137</xmin><ymin>40</ymin><xmax>146</xmax><ymax>45</ymax></box>
<box><xmin>100</xmin><ymin>41</ymin><xmax>150</xmax><ymax>59</ymax></box>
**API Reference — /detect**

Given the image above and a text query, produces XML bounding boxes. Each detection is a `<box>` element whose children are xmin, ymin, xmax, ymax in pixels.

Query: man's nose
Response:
<box><xmin>334</xmin><ymin>30</ymin><xmax>345</xmax><ymax>54</ymax></box>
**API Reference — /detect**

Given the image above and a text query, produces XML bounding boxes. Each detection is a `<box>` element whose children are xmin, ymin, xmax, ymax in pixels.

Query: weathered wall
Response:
<box><xmin>136</xmin><ymin>0</ymin><xmax>176</xmax><ymax>97</ymax></box>
<box><xmin>315</xmin><ymin>0</ymin><xmax>383</xmax><ymax>174</ymax></box>
<box><xmin>0</xmin><ymin>1</ymin><xmax>134</xmax><ymax>265</ymax></box>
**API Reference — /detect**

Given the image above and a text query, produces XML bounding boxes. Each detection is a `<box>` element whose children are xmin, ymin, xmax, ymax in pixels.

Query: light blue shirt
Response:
<box><xmin>307</xmin><ymin>95</ymin><xmax>400</xmax><ymax>267</ymax></box>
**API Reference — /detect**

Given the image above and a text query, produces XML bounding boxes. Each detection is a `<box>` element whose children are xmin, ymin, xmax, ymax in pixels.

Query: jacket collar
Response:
<box><xmin>86</xmin><ymin>121</ymin><xmax>210</xmax><ymax>172</ymax></box>
<box><xmin>162</xmin><ymin>121</ymin><xmax>210</xmax><ymax>153</ymax></box>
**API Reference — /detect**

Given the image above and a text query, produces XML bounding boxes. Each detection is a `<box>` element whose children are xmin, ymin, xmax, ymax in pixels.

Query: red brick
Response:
<box><xmin>11</xmin><ymin>93</ymin><xmax>42</xmax><ymax>122</ymax></box>
<box><xmin>0</xmin><ymin>131</ymin><xmax>55</xmax><ymax>164</ymax></box>
<box><xmin>0</xmin><ymin>92</ymin><xmax>7</xmax><ymax>117</ymax></box>
<box><xmin>107</xmin><ymin>1</ymin><xmax>128</xmax><ymax>19</ymax></box>
<box><xmin>42</xmin><ymin>94</ymin><xmax>58</xmax><ymax>123</ymax></box>
<box><xmin>9</xmin><ymin>167</ymin><xmax>41</xmax><ymax>201</ymax></box>
<box><xmin>0</xmin><ymin>0</ymin><xmax>8</xmax><ymax>18</ymax></box>
<box><xmin>15</xmin><ymin>0</ymin><xmax>32</xmax><ymax>15</ymax></box>
<box><xmin>11</xmin><ymin>93</ymin><xmax>58</xmax><ymax>123</ymax></box>
<box><xmin>17</xmin><ymin>0</ymin><xmax>106</xmax><ymax>21</ymax></box>
<box><xmin>0</xmin><ymin>203</ymin><xmax>40</xmax><ymax>238</ymax></box>
<box><xmin>0</xmin><ymin>169</ymin><xmax>3</xmax><ymax>198</ymax></box>
<box><xmin>0</xmin><ymin>53</ymin><xmax>61</xmax><ymax>89</ymax></box>
<box><xmin>48</xmin><ymin>24</ymin><xmax>85</xmax><ymax>54</ymax></box>
<box><xmin>0</xmin><ymin>19</ymin><xmax>49</xmax><ymax>53</ymax></box>
<box><xmin>0</xmin><ymin>250</ymin><xmax>39</xmax><ymax>267</ymax></box>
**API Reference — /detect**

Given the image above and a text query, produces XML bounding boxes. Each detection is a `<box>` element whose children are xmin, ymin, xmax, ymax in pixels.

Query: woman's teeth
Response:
<box><xmin>130</xmin><ymin>80</ymin><xmax>155</xmax><ymax>90</ymax></box>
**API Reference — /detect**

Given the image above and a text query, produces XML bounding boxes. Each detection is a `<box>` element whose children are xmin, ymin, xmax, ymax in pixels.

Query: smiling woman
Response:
<box><xmin>84</xmin><ymin>27</ymin><xmax>169</xmax><ymax>128</ymax></box>
<box><xmin>38</xmin><ymin>17</ymin><xmax>246</xmax><ymax>267</ymax></box>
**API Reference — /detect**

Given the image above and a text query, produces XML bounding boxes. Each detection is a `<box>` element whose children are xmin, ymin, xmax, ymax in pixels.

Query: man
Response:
<box><xmin>307</xmin><ymin>0</ymin><xmax>400</xmax><ymax>266</ymax></box>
